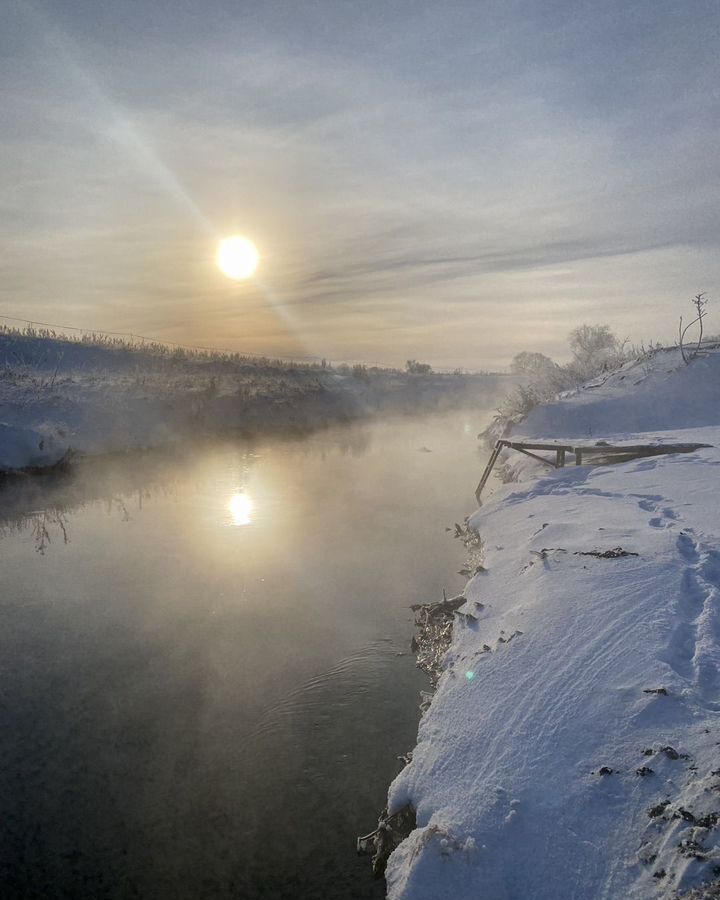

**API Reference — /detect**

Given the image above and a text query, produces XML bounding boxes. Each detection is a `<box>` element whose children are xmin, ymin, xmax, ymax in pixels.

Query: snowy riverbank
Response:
<box><xmin>0</xmin><ymin>331</ymin><xmax>510</xmax><ymax>472</ymax></box>
<box><xmin>386</xmin><ymin>349</ymin><xmax>720</xmax><ymax>899</ymax></box>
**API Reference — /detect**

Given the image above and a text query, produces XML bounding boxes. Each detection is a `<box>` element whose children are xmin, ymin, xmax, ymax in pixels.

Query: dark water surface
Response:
<box><xmin>0</xmin><ymin>406</ymin><xmax>495</xmax><ymax>899</ymax></box>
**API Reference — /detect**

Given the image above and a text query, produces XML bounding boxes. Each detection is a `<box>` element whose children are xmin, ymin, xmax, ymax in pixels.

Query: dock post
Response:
<box><xmin>475</xmin><ymin>441</ymin><xmax>502</xmax><ymax>504</ymax></box>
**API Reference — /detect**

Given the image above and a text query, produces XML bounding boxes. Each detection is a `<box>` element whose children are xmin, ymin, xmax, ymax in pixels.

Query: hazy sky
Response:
<box><xmin>1</xmin><ymin>0</ymin><xmax>719</xmax><ymax>369</ymax></box>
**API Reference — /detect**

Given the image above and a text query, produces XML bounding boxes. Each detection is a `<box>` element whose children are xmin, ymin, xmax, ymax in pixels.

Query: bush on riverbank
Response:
<box><xmin>482</xmin><ymin>324</ymin><xmax>655</xmax><ymax>445</ymax></box>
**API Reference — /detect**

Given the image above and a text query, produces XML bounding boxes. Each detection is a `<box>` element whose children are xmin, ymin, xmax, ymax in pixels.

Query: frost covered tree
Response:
<box><xmin>568</xmin><ymin>324</ymin><xmax>624</xmax><ymax>376</ymax></box>
<box><xmin>510</xmin><ymin>351</ymin><xmax>558</xmax><ymax>378</ymax></box>
<box><xmin>405</xmin><ymin>359</ymin><xmax>432</xmax><ymax>375</ymax></box>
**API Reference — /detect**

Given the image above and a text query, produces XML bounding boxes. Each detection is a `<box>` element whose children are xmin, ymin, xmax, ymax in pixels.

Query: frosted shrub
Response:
<box><xmin>485</xmin><ymin>323</ymin><xmax>636</xmax><ymax>444</ymax></box>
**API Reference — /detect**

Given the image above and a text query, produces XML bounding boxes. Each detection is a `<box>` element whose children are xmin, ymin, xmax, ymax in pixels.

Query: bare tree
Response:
<box><xmin>679</xmin><ymin>293</ymin><xmax>709</xmax><ymax>364</ymax></box>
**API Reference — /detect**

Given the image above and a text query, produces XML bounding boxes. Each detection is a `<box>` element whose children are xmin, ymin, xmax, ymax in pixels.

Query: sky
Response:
<box><xmin>1</xmin><ymin>0</ymin><xmax>719</xmax><ymax>370</ymax></box>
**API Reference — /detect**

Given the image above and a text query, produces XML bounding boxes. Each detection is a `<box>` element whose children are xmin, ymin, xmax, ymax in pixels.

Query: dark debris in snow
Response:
<box><xmin>574</xmin><ymin>547</ymin><xmax>640</xmax><ymax>559</ymax></box>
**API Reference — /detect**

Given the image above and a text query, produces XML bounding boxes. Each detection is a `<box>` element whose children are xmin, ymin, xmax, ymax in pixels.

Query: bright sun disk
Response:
<box><xmin>216</xmin><ymin>235</ymin><xmax>259</xmax><ymax>280</ymax></box>
<box><xmin>229</xmin><ymin>491</ymin><xmax>254</xmax><ymax>526</ymax></box>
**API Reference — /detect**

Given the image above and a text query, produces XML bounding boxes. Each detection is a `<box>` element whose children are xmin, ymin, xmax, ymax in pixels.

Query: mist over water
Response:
<box><xmin>0</xmin><ymin>405</ymin><xmax>497</xmax><ymax>899</ymax></box>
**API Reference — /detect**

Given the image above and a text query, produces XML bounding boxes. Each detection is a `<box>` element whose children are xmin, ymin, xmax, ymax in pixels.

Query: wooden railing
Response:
<box><xmin>475</xmin><ymin>439</ymin><xmax>712</xmax><ymax>503</ymax></box>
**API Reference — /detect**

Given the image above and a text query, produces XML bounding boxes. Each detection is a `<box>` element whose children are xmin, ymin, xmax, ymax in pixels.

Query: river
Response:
<box><xmin>0</xmin><ymin>404</ymin><xmax>497</xmax><ymax>899</ymax></box>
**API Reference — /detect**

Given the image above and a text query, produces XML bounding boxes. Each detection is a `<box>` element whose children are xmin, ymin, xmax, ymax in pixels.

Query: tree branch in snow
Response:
<box><xmin>679</xmin><ymin>293</ymin><xmax>709</xmax><ymax>364</ymax></box>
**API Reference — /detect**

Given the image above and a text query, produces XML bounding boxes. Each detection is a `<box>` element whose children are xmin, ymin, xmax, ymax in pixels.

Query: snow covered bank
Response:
<box><xmin>386</xmin><ymin>349</ymin><xmax>720</xmax><ymax>899</ymax></box>
<box><xmin>521</xmin><ymin>349</ymin><xmax>720</xmax><ymax>437</ymax></box>
<box><xmin>0</xmin><ymin>332</ymin><xmax>510</xmax><ymax>472</ymax></box>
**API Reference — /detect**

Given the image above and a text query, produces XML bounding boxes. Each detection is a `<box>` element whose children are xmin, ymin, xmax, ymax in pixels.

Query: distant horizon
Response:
<box><xmin>2</xmin><ymin>1</ymin><xmax>719</xmax><ymax>369</ymax></box>
<box><xmin>2</xmin><ymin>302</ymin><xmax>714</xmax><ymax>372</ymax></box>
<box><xmin>0</xmin><ymin>311</ymin><xmax>518</xmax><ymax>373</ymax></box>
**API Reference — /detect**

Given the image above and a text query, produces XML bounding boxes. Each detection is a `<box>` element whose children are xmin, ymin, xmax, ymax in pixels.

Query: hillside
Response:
<box><xmin>521</xmin><ymin>348</ymin><xmax>720</xmax><ymax>437</ymax></box>
<box><xmin>385</xmin><ymin>349</ymin><xmax>720</xmax><ymax>899</ymax></box>
<box><xmin>0</xmin><ymin>331</ymin><xmax>507</xmax><ymax>471</ymax></box>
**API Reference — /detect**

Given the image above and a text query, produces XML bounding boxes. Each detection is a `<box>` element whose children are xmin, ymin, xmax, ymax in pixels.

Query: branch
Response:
<box><xmin>680</xmin><ymin>313</ymin><xmax>703</xmax><ymax>364</ymax></box>
<box><xmin>679</xmin><ymin>315</ymin><xmax>688</xmax><ymax>364</ymax></box>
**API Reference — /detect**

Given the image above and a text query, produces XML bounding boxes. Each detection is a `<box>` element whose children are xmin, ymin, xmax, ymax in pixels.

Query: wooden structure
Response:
<box><xmin>475</xmin><ymin>439</ymin><xmax>712</xmax><ymax>504</ymax></box>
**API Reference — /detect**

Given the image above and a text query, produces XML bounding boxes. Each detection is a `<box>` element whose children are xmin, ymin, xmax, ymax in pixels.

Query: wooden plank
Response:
<box><xmin>513</xmin><ymin>446</ymin><xmax>557</xmax><ymax>468</ymax></box>
<box><xmin>475</xmin><ymin>445</ymin><xmax>499</xmax><ymax>500</ymax></box>
<box><xmin>499</xmin><ymin>440</ymin><xmax>711</xmax><ymax>454</ymax></box>
<box><xmin>476</xmin><ymin>439</ymin><xmax>713</xmax><ymax>504</ymax></box>
<box><xmin>570</xmin><ymin>442</ymin><xmax>711</xmax><ymax>454</ymax></box>
<box><xmin>500</xmin><ymin>440</ymin><xmax>575</xmax><ymax>452</ymax></box>
<box><xmin>475</xmin><ymin>442</ymin><xmax>502</xmax><ymax>503</ymax></box>
<box><xmin>568</xmin><ymin>444</ymin><xmax>710</xmax><ymax>466</ymax></box>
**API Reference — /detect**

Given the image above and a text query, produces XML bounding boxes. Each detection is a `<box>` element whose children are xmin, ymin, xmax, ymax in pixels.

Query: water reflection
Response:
<box><xmin>31</xmin><ymin>509</ymin><xmax>69</xmax><ymax>555</ymax></box>
<box><xmin>0</xmin><ymin>406</ymin><xmax>501</xmax><ymax>900</ymax></box>
<box><xmin>228</xmin><ymin>491</ymin><xmax>254</xmax><ymax>526</ymax></box>
<box><xmin>0</xmin><ymin>451</ymin><xmax>180</xmax><ymax>553</ymax></box>
<box><xmin>0</xmin><ymin>428</ymin><xmax>378</xmax><ymax>554</ymax></box>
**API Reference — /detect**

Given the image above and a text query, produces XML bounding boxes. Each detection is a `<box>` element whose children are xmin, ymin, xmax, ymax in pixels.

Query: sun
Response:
<box><xmin>216</xmin><ymin>235</ymin><xmax>259</xmax><ymax>280</ymax></box>
<box><xmin>228</xmin><ymin>491</ymin><xmax>253</xmax><ymax>526</ymax></box>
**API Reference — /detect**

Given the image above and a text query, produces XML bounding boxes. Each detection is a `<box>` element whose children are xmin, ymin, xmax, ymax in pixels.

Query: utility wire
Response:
<box><xmin>0</xmin><ymin>313</ymin><xmax>323</xmax><ymax>363</ymax></box>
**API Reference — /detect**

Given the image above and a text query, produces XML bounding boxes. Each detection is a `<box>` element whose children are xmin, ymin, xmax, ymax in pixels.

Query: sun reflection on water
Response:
<box><xmin>228</xmin><ymin>491</ymin><xmax>254</xmax><ymax>526</ymax></box>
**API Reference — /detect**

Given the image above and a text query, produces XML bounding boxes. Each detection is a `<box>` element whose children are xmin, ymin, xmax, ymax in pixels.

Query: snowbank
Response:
<box><xmin>521</xmin><ymin>348</ymin><xmax>720</xmax><ymax>437</ymax></box>
<box><xmin>0</xmin><ymin>422</ymin><xmax>69</xmax><ymax>470</ymax></box>
<box><xmin>386</xmin><ymin>350</ymin><xmax>720</xmax><ymax>899</ymax></box>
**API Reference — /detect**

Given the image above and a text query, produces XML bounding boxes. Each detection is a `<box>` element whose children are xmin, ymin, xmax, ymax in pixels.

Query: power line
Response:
<box><xmin>0</xmin><ymin>313</ymin><xmax>323</xmax><ymax>363</ymax></box>
<box><xmin>0</xmin><ymin>313</ymin><xmax>469</xmax><ymax>371</ymax></box>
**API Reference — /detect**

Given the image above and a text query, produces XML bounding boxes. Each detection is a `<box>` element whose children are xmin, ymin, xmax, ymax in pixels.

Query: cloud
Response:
<box><xmin>1</xmin><ymin>0</ymin><xmax>719</xmax><ymax>368</ymax></box>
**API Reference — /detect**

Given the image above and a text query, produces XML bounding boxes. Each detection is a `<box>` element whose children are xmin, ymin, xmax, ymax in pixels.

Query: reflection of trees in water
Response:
<box><xmin>0</xmin><ymin>427</ymin><xmax>375</xmax><ymax>554</ymax></box>
<box><xmin>336</xmin><ymin>429</ymin><xmax>371</xmax><ymax>457</ymax></box>
<box><xmin>0</xmin><ymin>508</ymin><xmax>70</xmax><ymax>554</ymax></box>
<box><xmin>0</xmin><ymin>441</ymin><xmax>261</xmax><ymax>554</ymax></box>
<box><xmin>0</xmin><ymin>451</ymin><xmax>185</xmax><ymax>554</ymax></box>
<box><xmin>1</xmin><ymin>493</ymin><xmax>141</xmax><ymax>554</ymax></box>
<box><xmin>32</xmin><ymin>509</ymin><xmax>69</xmax><ymax>554</ymax></box>
<box><xmin>105</xmin><ymin>494</ymin><xmax>130</xmax><ymax>521</ymax></box>
<box><xmin>296</xmin><ymin>426</ymin><xmax>372</xmax><ymax>461</ymax></box>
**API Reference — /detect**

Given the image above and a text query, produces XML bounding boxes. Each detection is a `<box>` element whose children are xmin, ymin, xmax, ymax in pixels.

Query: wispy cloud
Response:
<box><xmin>1</xmin><ymin>0</ymin><xmax>719</xmax><ymax>367</ymax></box>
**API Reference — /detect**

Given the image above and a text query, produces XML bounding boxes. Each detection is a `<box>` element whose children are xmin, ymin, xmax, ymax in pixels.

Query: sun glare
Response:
<box><xmin>216</xmin><ymin>235</ymin><xmax>259</xmax><ymax>280</ymax></box>
<box><xmin>229</xmin><ymin>491</ymin><xmax>254</xmax><ymax>526</ymax></box>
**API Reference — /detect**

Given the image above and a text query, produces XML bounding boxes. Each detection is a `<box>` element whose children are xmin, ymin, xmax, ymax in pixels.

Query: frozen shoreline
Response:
<box><xmin>384</xmin><ymin>349</ymin><xmax>720</xmax><ymax>899</ymax></box>
<box><xmin>0</xmin><ymin>332</ymin><xmax>511</xmax><ymax>472</ymax></box>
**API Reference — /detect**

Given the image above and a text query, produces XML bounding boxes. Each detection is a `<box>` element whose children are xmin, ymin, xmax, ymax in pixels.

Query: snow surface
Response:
<box><xmin>386</xmin><ymin>349</ymin><xmax>720</xmax><ymax>899</ymax></box>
